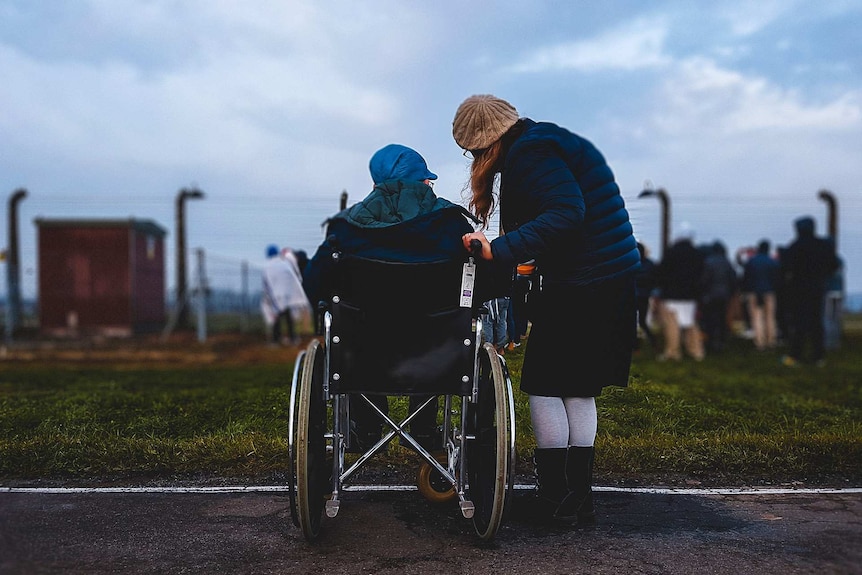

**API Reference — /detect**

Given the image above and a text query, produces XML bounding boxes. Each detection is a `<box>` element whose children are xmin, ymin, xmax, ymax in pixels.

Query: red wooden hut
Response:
<box><xmin>35</xmin><ymin>218</ymin><xmax>167</xmax><ymax>337</ymax></box>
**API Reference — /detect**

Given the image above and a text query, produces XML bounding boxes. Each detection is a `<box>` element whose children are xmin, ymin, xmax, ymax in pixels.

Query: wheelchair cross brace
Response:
<box><xmin>324</xmin><ymin>393</ymin><xmax>477</xmax><ymax>520</ymax></box>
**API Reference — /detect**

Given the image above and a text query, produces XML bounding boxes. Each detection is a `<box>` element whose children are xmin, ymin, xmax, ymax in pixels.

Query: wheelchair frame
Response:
<box><xmin>287</xmin><ymin>254</ymin><xmax>516</xmax><ymax>542</ymax></box>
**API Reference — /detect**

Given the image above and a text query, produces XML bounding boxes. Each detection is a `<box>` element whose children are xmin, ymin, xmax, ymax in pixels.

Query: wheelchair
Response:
<box><xmin>287</xmin><ymin>250</ymin><xmax>516</xmax><ymax>542</ymax></box>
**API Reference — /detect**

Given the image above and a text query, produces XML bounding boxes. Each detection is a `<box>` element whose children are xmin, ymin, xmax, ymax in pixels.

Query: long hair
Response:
<box><xmin>466</xmin><ymin>120</ymin><xmax>525</xmax><ymax>227</ymax></box>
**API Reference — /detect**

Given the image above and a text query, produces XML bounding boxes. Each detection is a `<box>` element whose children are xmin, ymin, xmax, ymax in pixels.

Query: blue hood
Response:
<box><xmin>369</xmin><ymin>144</ymin><xmax>437</xmax><ymax>184</ymax></box>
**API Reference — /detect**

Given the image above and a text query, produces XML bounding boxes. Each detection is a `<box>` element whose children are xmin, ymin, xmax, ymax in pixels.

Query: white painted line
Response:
<box><xmin>1</xmin><ymin>485</ymin><xmax>860</xmax><ymax>496</ymax></box>
<box><xmin>592</xmin><ymin>486</ymin><xmax>862</xmax><ymax>495</ymax></box>
<box><xmin>1</xmin><ymin>486</ymin><xmax>290</xmax><ymax>494</ymax></box>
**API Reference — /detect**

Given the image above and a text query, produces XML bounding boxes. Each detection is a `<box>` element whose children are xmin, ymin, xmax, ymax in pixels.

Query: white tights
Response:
<box><xmin>529</xmin><ymin>395</ymin><xmax>597</xmax><ymax>448</ymax></box>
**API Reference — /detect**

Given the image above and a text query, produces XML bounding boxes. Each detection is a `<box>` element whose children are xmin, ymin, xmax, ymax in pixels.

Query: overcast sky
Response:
<box><xmin>2</xmin><ymin>0</ymin><xmax>860</xmax><ymax>300</ymax></box>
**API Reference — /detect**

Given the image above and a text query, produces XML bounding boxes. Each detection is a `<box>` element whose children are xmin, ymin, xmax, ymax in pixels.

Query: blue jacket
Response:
<box><xmin>491</xmin><ymin>120</ymin><xmax>640</xmax><ymax>286</ymax></box>
<box><xmin>742</xmin><ymin>252</ymin><xmax>780</xmax><ymax>296</ymax></box>
<box><xmin>303</xmin><ymin>179</ymin><xmax>486</xmax><ymax>308</ymax></box>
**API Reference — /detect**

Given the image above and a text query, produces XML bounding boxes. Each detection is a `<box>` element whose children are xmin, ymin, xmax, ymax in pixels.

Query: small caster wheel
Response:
<box><xmin>417</xmin><ymin>453</ymin><xmax>457</xmax><ymax>504</ymax></box>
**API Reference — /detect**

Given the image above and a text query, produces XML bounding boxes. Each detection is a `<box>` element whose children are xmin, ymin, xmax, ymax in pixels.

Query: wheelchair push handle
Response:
<box><xmin>469</xmin><ymin>239</ymin><xmax>483</xmax><ymax>258</ymax></box>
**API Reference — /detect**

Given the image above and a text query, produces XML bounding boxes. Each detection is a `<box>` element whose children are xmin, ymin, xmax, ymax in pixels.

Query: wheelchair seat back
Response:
<box><xmin>327</xmin><ymin>255</ymin><xmax>477</xmax><ymax>396</ymax></box>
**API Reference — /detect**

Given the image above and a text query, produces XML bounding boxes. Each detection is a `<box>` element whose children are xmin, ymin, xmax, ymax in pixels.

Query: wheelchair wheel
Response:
<box><xmin>467</xmin><ymin>343</ymin><xmax>515</xmax><ymax>541</ymax></box>
<box><xmin>295</xmin><ymin>340</ymin><xmax>331</xmax><ymax>541</ymax></box>
<box><xmin>287</xmin><ymin>348</ymin><xmax>307</xmax><ymax>528</ymax></box>
<box><xmin>416</xmin><ymin>452</ymin><xmax>457</xmax><ymax>504</ymax></box>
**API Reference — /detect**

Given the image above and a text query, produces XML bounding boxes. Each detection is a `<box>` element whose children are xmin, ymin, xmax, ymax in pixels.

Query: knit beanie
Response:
<box><xmin>452</xmin><ymin>94</ymin><xmax>519</xmax><ymax>151</ymax></box>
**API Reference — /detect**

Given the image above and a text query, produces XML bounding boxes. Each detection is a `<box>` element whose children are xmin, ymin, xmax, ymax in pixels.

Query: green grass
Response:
<box><xmin>1</xmin><ymin>327</ymin><xmax>860</xmax><ymax>487</ymax></box>
<box><xmin>615</xmin><ymin>340</ymin><xmax>861</xmax><ymax>486</ymax></box>
<box><xmin>0</xmin><ymin>365</ymin><xmax>292</xmax><ymax>480</ymax></box>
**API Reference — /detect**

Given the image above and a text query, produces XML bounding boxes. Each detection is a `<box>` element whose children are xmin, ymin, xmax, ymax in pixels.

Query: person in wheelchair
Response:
<box><xmin>303</xmin><ymin>143</ymin><xmax>493</xmax><ymax>454</ymax></box>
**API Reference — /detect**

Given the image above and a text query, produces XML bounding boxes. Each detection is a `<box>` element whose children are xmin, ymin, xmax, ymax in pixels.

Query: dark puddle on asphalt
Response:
<box><xmin>571</xmin><ymin>492</ymin><xmax>744</xmax><ymax>534</ymax></box>
<box><xmin>318</xmin><ymin>490</ymin><xmax>749</xmax><ymax>547</ymax></box>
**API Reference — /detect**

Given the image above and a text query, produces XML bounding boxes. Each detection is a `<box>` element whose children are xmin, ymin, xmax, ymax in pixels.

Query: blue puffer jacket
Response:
<box><xmin>491</xmin><ymin>119</ymin><xmax>640</xmax><ymax>286</ymax></box>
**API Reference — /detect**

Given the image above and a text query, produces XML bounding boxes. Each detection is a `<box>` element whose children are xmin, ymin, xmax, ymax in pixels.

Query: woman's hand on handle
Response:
<box><xmin>462</xmin><ymin>232</ymin><xmax>493</xmax><ymax>261</ymax></box>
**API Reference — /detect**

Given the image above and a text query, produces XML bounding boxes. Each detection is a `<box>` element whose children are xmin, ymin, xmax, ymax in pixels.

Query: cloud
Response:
<box><xmin>506</xmin><ymin>16</ymin><xmax>671</xmax><ymax>73</ymax></box>
<box><xmin>715</xmin><ymin>0</ymin><xmax>799</xmax><ymax>36</ymax></box>
<box><xmin>655</xmin><ymin>57</ymin><xmax>861</xmax><ymax>135</ymax></box>
<box><xmin>0</xmin><ymin>2</ymin><xmax>407</xmax><ymax>193</ymax></box>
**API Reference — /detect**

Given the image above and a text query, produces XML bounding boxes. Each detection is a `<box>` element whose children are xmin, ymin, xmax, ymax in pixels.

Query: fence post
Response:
<box><xmin>195</xmin><ymin>248</ymin><xmax>208</xmax><ymax>343</ymax></box>
<box><xmin>240</xmin><ymin>260</ymin><xmax>249</xmax><ymax>333</ymax></box>
<box><xmin>6</xmin><ymin>188</ymin><xmax>27</xmax><ymax>344</ymax></box>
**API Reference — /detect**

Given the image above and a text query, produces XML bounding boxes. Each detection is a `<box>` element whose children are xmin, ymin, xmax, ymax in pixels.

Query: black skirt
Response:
<box><xmin>520</xmin><ymin>273</ymin><xmax>636</xmax><ymax>397</ymax></box>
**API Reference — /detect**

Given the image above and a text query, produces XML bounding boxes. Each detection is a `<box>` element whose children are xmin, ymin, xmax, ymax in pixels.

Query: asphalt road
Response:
<box><xmin>2</xmin><ymin>486</ymin><xmax>860</xmax><ymax>574</ymax></box>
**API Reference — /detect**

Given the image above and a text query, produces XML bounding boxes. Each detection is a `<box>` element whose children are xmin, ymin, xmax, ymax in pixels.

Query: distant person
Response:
<box><xmin>655</xmin><ymin>229</ymin><xmax>705</xmax><ymax>361</ymax></box>
<box><xmin>774</xmin><ymin>245</ymin><xmax>792</xmax><ymax>343</ymax></box>
<box><xmin>699</xmin><ymin>241</ymin><xmax>737</xmax><ymax>353</ymax></box>
<box><xmin>634</xmin><ymin>242</ymin><xmax>658</xmax><ymax>351</ymax></box>
<box><xmin>779</xmin><ymin>217</ymin><xmax>839</xmax><ymax>366</ymax></box>
<box><xmin>483</xmin><ymin>296</ymin><xmax>510</xmax><ymax>356</ymax></box>
<box><xmin>292</xmin><ymin>249</ymin><xmax>309</xmax><ymax>280</ymax></box>
<box><xmin>453</xmin><ymin>94</ymin><xmax>640</xmax><ymax>527</ymax></box>
<box><xmin>303</xmin><ymin>144</ymin><xmax>487</xmax><ymax>452</ymax></box>
<box><xmin>735</xmin><ymin>245</ymin><xmax>758</xmax><ymax>338</ymax></box>
<box><xmin>261</xmin><ymin>245</ymin><xmax>310</xmax><ymax>346</ymax></box>
<box><xmin>742</xmin><ymin>240</ymin><xmax>780</xmax><ymax>350</ymax></box>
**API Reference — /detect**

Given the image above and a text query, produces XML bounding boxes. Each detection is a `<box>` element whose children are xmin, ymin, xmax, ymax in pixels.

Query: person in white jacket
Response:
<box><xmin>261</xmin><ymin>245</ymin><xmax>310</xmax><ymax>345</ymax></box>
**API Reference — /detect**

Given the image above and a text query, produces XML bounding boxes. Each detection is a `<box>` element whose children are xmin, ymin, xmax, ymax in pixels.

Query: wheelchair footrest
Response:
<box><xmin>325</xmin><ymin>498</ymin><xmax>340</xmax><ymax>518</ymax></box>
<box><xmin>459</xmin><ymin>500</ymin><xmax>475</xmax><ymax>519</ymax></box>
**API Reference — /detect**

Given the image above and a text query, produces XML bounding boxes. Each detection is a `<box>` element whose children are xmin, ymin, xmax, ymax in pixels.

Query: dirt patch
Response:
<box><xmin>0</xmin><ymin>331</ymin><xmax>305</xmax><ymax>367</ymax></box>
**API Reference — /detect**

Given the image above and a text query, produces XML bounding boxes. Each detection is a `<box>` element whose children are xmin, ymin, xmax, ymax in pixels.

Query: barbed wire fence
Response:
<box><xmin>163</xmin><ymin>249</ymin><xmax>267</xmax><ymax>341</ymax></box>
<box><xmin>3</xmin><ymin>190</ymin><xmax>859</xmax><ymax>343</ymax></box>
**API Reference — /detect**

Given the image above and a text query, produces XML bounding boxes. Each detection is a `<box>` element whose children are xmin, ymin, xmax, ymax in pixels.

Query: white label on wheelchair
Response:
<box><xmin>460</xmin><ymin>261</ymin><xmax>476</xmax><ymax>307</ymax></box>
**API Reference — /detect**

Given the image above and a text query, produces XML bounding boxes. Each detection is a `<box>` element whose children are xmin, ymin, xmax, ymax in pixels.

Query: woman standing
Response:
<box><xmin>453</xmin><ymin>95</ymin><xmax>640</xmax><ymax>525</ymax></box>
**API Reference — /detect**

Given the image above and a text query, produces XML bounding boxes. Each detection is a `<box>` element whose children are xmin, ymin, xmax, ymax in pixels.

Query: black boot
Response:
<box><xmin>346</xmin><ymin>394</ymin><xmax>387</xmax><ymax>454</ymax></box>
<box><xmin>530</xmin><ymin>448</ymin><xmax>569</xmax><ymax>520</ymax></box>
<box><xmin>405</xmin><ymin>395</ymin><xmax>441</xmax><ymax>452</ymax></box>
<box><xmin>557</xmin><ymin>446</ymin><xmax>596</xmax><ymax>526</ymax></box>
